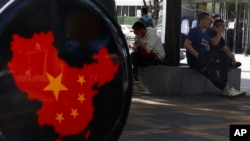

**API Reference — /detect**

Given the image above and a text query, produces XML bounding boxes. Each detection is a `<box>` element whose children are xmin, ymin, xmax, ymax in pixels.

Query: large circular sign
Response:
<box><xmin>0</xmin><ymin>0</ymin><xmax>132</xmax><ymax>141</ymax></box>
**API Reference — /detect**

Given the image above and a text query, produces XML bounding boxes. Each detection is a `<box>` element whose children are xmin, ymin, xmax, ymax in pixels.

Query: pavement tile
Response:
<box><xmin>120</xmin><ymin>93</ymin><xmax>250</xmax><ymax>141</ymax></box>
<box><xmin>202</xmin><ymin>128</ymin><xmax>229</xmax><ymax>138</ymax></box>
<box><xmin>120</xmin><ymin>132</ymin><xmax>217</xmax><ymax>141</ymax></box>
<box><xmin>145</xmin><ymin>111</ymin><xmax>233</xmax><ymax>127</ymax></box>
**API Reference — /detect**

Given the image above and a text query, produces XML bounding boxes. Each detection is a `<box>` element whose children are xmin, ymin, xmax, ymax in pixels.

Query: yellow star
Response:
<box><xmin>43</xmin><ymin>73</ymin><xmax>68</xmax><ymax>101</ymax></box>
<box><xmin>77</xmin><ymin>75</ymin><xmax>86</xmax><ymax>86</ymax></box>
<box><xmin>70</xmin><ymin>108</ymin><xmax>79</xmax><ymax>119</ymax></box>
<box><xmin>55</xmin><ymin>113</ymin><xmax>64</xmax><ymax>123</ymax></box>
<box><xmin>77</xmin><ymin>93</ymin><xmax>86</xmax><ymax>104</ymax></box>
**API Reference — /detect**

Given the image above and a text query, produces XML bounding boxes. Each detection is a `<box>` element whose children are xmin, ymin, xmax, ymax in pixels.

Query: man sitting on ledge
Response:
<box><xmin>184</xmin><ymin>12</ymin><xmax>245</xmax><ymax>98</ymax></box>
<box><xmin>131</xmin><ymin>21</ymin><xmax>165</xmax><ymax>83</ymax></box>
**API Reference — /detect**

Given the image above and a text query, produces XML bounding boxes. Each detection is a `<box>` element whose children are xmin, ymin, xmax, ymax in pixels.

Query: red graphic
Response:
<box><xmin>8</xmin><ymin>31</ymin><xmax>119</xmax><ymax>140</ymax></box>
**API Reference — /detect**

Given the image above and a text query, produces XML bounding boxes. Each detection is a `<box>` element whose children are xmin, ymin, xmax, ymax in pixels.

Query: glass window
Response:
<box><xmin>122</xmin><ymin>6</ymin><xmax>128</xmax><ymax>16</ymax></box>
<box><xmin>117</xmin><ymin>6</ymin><xmax>122</xmax><ymax>16</ymax></box>
<box><xmin>129</xmin><ymin>6</ymin><xmax>136</xmax><ymax>17</ymax></box>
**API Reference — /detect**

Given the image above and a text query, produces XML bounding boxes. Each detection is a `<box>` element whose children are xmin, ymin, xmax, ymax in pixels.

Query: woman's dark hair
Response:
<box><xmin>132</xmin><ymin>21</ymin><xmax>146</xmax><ymax>30</ymax></box>
<box><xmin>213</xmin><ymin>19</ymin><xmax>224</xmax><ymax>27</ymax></box>
<box><xmin>198</xmin><ymin>12</ymin><xmax>210</xmax><ymax>23</ymax></box>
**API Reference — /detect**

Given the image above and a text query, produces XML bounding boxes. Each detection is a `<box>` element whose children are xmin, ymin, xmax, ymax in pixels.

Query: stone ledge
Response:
<box><xmin>138</xmin><ymin>65</ymin><xmax>241</xmax><ymax>95</ymax></box>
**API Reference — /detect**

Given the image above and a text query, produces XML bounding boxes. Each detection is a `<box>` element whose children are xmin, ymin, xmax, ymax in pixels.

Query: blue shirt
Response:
<box><xmin>186</xmin><ymin>26</ymin><xmax>210</xmax><ymax>65</ymax></box>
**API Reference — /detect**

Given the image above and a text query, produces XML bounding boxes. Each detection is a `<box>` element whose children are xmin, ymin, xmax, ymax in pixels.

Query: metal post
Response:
<box><xmin>233</xmin><ymin>0</ymin><xmax>238</xmax><ymax>53</ymax></box>
<box><xmin>212</xmin><ymin>0</ymin><xmax>216</xmax><ymax>14</ymax></box>
<box><xmin>164</xmin><ymin>0</ymin><xmax>182</xmax><ymax>66</ymax></box>
<box><xmin>245</xmin><ymin>1</ymin><xmax>250</xmax><ymax>56</ymax></box>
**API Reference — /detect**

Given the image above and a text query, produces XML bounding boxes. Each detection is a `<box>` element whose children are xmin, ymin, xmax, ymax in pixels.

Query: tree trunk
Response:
<box><xmin>142</xmin><ymin>0</ymin><xmax>163</xmax><ymax>25</ymax></box>
<box><xmin>143</xmin><ymin>0</ymin><xmax>147</xmax><ymax>7</ymax></box>
<box><xmin>153</xmin><ymin>0</ymin><xmax>160</xmax><ymax>25</ymax></box>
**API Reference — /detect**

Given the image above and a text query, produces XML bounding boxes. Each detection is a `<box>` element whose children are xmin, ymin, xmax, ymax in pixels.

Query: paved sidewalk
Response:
<box><xmin>120</xmin><ymin>93</ymin><xmax>250</xmax><ymax>141</ymax></box>
<box><xmin>119</xmin><ymin>54</ymin><xmax>250</xmax><ymax>141</ymax></box>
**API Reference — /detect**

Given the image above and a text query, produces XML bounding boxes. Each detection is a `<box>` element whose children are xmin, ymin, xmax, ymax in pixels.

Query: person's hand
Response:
<box><xmin>197</xmin><ymin>51</ymin><xmax>212</xmax><ymax>67</ymax></box>
<box><xmin>197</xmin><ymin>53</ymin><xmax>209</xmax><ymax>73</ymax></box>
<box><xmin>137</xmin><ymin>36</ymin><xmax>143</xmax><ymax>47</ymax></box>
<box><xmin>212</xmin><ymin>26</ymin><xmax>224</xmax><ymax>34</ymax></box>
<box><xmin>217</xmin><ymin>26</ymin><xmax>224</xmax><ymax>34</ymax></box>
<box><xmin>136</xmin><ymin>33</ymin><xmax>142</xmax><ymax>39</ymax></box>
<box><xmin>211</xmin><ymin>26</ymin><xmax>218</xmax><ymax>32</ymax></box>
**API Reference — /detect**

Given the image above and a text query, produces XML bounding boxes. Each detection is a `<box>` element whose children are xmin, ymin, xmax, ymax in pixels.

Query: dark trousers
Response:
<box><xmin>227</xmin><ymin>29</ymin><xmax>234</xmax><ymax>51</ymax></box>
<box><xmin>227</xmin><ymin>29</ymin><xmax>243</xmax><ymax>53</ymax></box>
<box><xmin>131</xmin><ymin>52</ymin><xmax>161</xmax><ymax>78</ymax></box>
<box><xmin>188</xmin><ymin>51</ymin><xmax>229</xmax><ymax>90</ymax></box>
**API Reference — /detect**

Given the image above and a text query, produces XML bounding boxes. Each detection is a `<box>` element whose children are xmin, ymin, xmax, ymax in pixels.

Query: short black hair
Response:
<box><xmin>213</xmin><ymin>19</ymin><xmax>224</xmax><ymax>26</ymax></box>
<box><xmin>132</xmin><ymin>21</ymin><xmax>146</xmax><ymax>30</ymax></box>
<box><xmin>212</xmin><ymin>14</ymin><xmax>220</xmax><ymax>19</ymax></box>
<box><xmin>141</xmin><ymin>7</ymin><xmax>148</xmax><ymax>15</ymax></box>
<box><xmin>198</xmin><ymin>12</ymin><xmax>210</xmax><ymax>23</ymax></box>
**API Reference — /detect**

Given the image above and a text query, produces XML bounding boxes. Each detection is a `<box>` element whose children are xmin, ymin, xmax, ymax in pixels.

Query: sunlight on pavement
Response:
<box><xmin>132</xmin><ymin>97</ymin><xmax>177</xmax><ymax>106</ymax></box>
<box><xmin>192</xmin><ymin>107</ymin><xmax>241</xmax><ymax>114</ymax></box>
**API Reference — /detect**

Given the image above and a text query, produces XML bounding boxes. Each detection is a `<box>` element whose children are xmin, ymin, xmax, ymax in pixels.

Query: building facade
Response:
<box><xmin>115</xmin><ymin>0</ymin><xmax>149</xmax><ymax>17</ymax></box>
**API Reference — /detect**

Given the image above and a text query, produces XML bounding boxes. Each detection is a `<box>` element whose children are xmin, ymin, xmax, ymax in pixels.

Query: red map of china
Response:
<box><xmin>8</xmin><ymin>31</ymin><xmax>119</xmax><ymax>140</ymax></box>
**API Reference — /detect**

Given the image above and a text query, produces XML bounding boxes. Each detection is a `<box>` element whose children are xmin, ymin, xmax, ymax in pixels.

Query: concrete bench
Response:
<box><xmin>138</xmin><ymin>65</ymin><xmax>241</xmax><ymax>95</ymax></box>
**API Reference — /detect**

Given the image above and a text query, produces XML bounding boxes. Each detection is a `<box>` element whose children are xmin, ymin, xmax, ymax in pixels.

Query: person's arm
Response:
<box><xmin>222</xmin><ymin>45</ymin><xmax>236</xmax><ymax>63</ymax></box>
<box><xmin>137</xmin><ymin>37</ymin><xmax>148</xmax><ymax>52</ymax></box>
<box><xmin>184</xmin><ymin>39</ymin><xmax>199</xmax><ymax>58</ymax></box>
<box><xmin>210</xmin><ymin>27</ymin><xmax>224</xmax><ymax>46</ymax></box>
<box><xmin>137</xmin><ymin>28</ymin><xmax>158</xmax><ymax>53</ymax></box>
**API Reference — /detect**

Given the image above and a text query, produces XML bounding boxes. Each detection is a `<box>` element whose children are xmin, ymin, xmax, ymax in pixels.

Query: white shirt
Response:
<box><xmin>141</xmin><ymin>27</ymin><xmax>165</xmax><ymax>60</ymax></box>
<box><xmin>228</xmin><ymin>21</ymin><xmax>235</xmax><ymax>29</ymax></box>
<box><xmin>191</xmin><ymin>20</ymin><xmax>197</xmax><ymax>28</ymax></box>
<box><xmin>181</xmin><ymin>19</ymin><xmax>190</xmax><ymax>35</ymax></box>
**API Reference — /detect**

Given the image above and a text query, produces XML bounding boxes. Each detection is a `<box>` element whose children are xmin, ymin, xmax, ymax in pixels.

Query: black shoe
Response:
<box><xmin>231</xmin><ymin>62</ymin><xmax>241</xmax><ymax>69</ymax></box>
<box><xmin>133</xmin><ymin>76</ymin><xmax>140</xmax><ymax>84</ymax></box>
